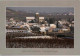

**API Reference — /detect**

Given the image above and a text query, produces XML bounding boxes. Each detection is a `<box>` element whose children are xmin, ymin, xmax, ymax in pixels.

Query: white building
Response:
<box><xmin>26</xmin><ymin>16</ymin><xmax>44</xmax><ymax>23</ymax></box>
<box><xmin>26</xmin><ymin>17</ymin><xmax>35</xmax><ymax>23</ymax></box>
<box><xmin>39</xmin><ymin>17</ymin><xmax>44</xmax><ymax>22</ymax></box>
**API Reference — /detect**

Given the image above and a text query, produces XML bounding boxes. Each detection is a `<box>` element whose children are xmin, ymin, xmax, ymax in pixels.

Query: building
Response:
<box><xmin>26</xmin><ymin>13</ymin><xmax>45</xmax><ymax>25</ymax></box>
<box><xmin>26</xmin><ymin>17</ymin><xmax>35</xmax><ymax>23</ymax></box>
<box><xmin>35</xmin><ymin>12</ymin><xmax>39</xmax><ymax>23</ymax></box>
<box><xmin>39</xmin><ymin>17</ymin><xmax>44</xmax><ymax>22</ymax></box>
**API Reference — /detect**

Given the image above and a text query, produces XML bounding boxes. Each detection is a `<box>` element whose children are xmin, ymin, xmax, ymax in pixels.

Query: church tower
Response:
<box><xmin>35</xmin><ymin>12</ymin><xmax>39</xmax><ymax>24</ymax></box>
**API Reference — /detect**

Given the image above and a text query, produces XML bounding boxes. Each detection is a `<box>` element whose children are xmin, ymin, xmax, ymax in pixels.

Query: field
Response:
<box><xmin>6</xmin><ymin>32</ymin><xmax>74</xmax><ymax>48</ymax></box>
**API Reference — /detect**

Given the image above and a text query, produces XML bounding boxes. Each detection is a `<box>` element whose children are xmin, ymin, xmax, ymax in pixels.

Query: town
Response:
<box><xmin>6</xmin><ymin>7</ymin><xmax>74</xmax><ymax>48</ymax></box>
<box><xmin>6</xmin><ymin>12</ymin><xmax>74</xmax><ymax>35</ymax></box>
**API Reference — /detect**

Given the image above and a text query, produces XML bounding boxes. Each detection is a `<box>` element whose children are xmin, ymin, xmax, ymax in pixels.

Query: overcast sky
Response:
<box><xmin>7</xmin><ymin>7</ymin><xmax>74</xmax><ymax>14</ymax></box>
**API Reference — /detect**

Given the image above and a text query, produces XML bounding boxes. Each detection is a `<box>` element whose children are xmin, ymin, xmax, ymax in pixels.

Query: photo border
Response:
<box><xmin>0</xmin><ymin>0</ymin><xmax>80</xmax><ymax>55</ymax></box>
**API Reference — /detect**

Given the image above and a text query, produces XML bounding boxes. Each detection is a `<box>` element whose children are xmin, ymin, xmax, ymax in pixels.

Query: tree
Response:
<box><xmin>29</xmin><ymin>20</ymin><xmax>35</xmax><ymax>23</ymax></box>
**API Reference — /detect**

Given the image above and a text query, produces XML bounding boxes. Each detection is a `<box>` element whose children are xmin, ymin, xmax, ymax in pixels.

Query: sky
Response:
<box><xmin>7</xmin><ymin>7</ymin><xmax>74</xmax><ymax>14</ymax></box>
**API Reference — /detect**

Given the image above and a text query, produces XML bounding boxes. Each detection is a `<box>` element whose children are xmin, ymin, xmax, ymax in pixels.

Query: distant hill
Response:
<box><xmin>6</xmin><ymin>8</ymin><xmax>74</xmax><ymax>22</ymax></box>
<box><xmin>6</xmin><ymin>8</ymin><xmax>36</xmax><ymax>22</ymax></box>
<box><xmin>7</xmin><ymin>7</ymin><xmax>74</xmax><ymax>14</ymax></box>
<box><xmin>6</xmin><ymin>8</ymin><xmax>50</xmax><ymax>21</ymax></box>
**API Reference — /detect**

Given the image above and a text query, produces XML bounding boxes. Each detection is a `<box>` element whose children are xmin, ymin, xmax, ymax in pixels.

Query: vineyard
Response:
<box><xmin>6</xmin><ymin>32</ymin><xmax>74</xmax><ymax>48</ymax></box>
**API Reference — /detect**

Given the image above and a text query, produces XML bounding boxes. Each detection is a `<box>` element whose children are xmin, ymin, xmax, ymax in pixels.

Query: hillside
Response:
<box><xmin>6</xmin><ymin>8</ymin><xmax>74</xmax><ymax>22</ymax></box>
<box><xmin>6</xmin><ymin>8</ymin><xmax>35</xmax><ymax>22</ymax></box>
